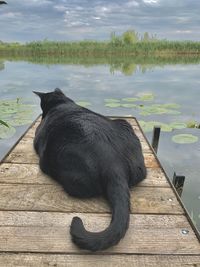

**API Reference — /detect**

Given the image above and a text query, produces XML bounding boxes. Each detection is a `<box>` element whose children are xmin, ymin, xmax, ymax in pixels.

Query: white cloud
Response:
<box><xmin>94</xmin><ymin>5</ymin><xmax>112</xmax><ymax>16</ymax></box>
<box><xmin>64</xmin><ymin>20</ymin><xmax>90</xmax><ymax>27</ymax></box>
<box><xmin>126</xmin><ymin>1</ymin><xmax>139</xmax><ymax>7</ymax></box>
<box><xmin>176</xmin><ymin>17</ymin><xmax>190</xmax><ymax>23</ymax></box>
<box><xmin>143</xmin><ymin>0</ymin><xmax>159</xmax><ymax>4</ymax></box>
<box><xmin>0</xmin><ymin>0</ymin><xmax>199</xmax><ymax>42</ymax></box>
<box><xmin>100</xmin><ymin>7</ymin><xmax>110</xmax><ymax>12</ymax></box>
<box><xmin>0</xmin><ymin>12</ymin><xmax>22</xmax><ymax>19</ymax></box>
<box><xmin>26</xmin><ymin>0</ymin><xmax>52</xmax><ymax>6</ymax></box>
<box><xmin>74</xmin><ymin>6</ymin><xmax>84</xmax><ymax>11</ymax></box>
<box><xmin>176</xmin><ymin>30</ymin><xmax>192</xmax><ymax>33</ymax></box>
<box><xmin>93</xmin><ymin>17</ymin><xmax>101</xmax><ymax>20</ymax></box>
<box><xmin>54</xmin><ymin>5</ymin><xmax>67</xmax><ymax>12</ymax></box>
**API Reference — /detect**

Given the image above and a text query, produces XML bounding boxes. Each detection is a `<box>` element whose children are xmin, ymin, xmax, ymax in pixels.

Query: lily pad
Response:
<box><xmin>170</xmin><ymin>122</ymin><xmax>187</xmax><ymax>129</ymax></box>
<box><xmin>164</xmin><ymin>109</ymin><xmax>181</xmax><ymax>115</ymax></box>
<box><xmin>139</xmin><ymin>105</ymin><xmax>181</xmax><ymax>116</ymax></box>
<box><xmin>121</xmin><ymin>97</ymin><xmax>138</xmax><ymax>102</ymax></box>
<box><xmin>138</xmin><ymin>93</ymin><xmax>154</xmax><ymax>101</ymax></box>
<box><xmin>121</xmin><ymin>103</ymin><xmax>137</xmax><ymax>108</ymax></box>
<box><xmin>152</xmin><ymin>103</ymin><xmax>181</xmax><ymax>109</ymax></box>
<box><xmin>159</xmin><ymin>123</ymin><xmax>173</xmax><ymax>132</ymax></box>
<box><xmin>0</xmin><ymin>98</ymin><xmax>36</xmax><ymax>135</ymax></box>
<box><xmin>0</xmin><ymin>124</ymin><xmax>16</xmax><ymax>139</ymax></box>
<box><xmin>105</xmin><ymin>103</ymin><xmax>121</xmax><ymax>108</ymax></box>
<box><xmin>104</xmin><ymin>99</ymin><xmax>120</xmax><ymax>103</ymax></box>
<box><xmin>162</xmin><ymin>103</ymin><xmax>181</xmax><ymax>109</ymax></box>
<box><xmin>172</xmin><ymin>134</ymin><xmax>198</xmax><ymax>144</ymax></box>
<box><xmin>9</xmin><ymin>118</ymin><xmax>33</xmax><ymax>126</ymax></box>
<box><xmin>139</xmin><ymin>120</ymin><xmax>173</xmax><ymax>133</ymax></box>
<box><xmin>0</xmin><ymin>100</ymin><xmax>35</xmax><ymax>116</ymax></box>
<box><xmin>139</xmin><ymin>120</ymin><xmax>155</xmax><ymax>132</ymax></box>
<box><xmin>76</xmin><ymin>101</ymin><xmax>91</xmax><ymax>107</ymax></box>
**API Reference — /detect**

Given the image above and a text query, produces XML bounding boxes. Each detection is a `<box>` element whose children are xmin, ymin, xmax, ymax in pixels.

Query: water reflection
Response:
<box><xmin>0</xmin><ymin>61</ymin><xmax>4</xmax><ymax>71</ymax></box>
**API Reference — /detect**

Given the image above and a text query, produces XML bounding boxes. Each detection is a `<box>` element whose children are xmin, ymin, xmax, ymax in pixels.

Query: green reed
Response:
<box><xmin>1</xmin><ymin>30</ymin><xmax>200</xmax><ymax>76</ymax></box>
<box><xmin>1</xmin><ymin>35</ymin><xmax>200</xmax><ymax>57</ymax></box>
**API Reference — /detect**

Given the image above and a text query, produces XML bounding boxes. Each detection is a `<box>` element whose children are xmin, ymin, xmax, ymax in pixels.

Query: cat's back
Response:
<box><xmin>36</xmin><ymin>102</ymin><xmax>139</xmax><ymax>154</ymax></box>
<box><xmin>36</xmin><ymin>103</ymin><xmax>113</xmax><ymax>143</ymax></box>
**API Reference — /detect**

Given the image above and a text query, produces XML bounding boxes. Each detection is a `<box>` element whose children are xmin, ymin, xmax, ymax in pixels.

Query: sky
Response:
<box><xmin>0</xmin><ymin>0</ymin><xmax>200</xmax><ymax>42</ymax></box>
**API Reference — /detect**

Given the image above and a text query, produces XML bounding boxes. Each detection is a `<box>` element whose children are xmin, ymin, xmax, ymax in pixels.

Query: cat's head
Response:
<box><xmin>33</xmin><ymin>88</ymin><xmax>73</xmax><ymax>118</ymax></box>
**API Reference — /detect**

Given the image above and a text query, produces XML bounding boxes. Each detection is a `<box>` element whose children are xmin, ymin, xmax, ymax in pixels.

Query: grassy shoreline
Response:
<box><xmin>1</xmin><ymin>39</ymin><xmax>200</xmax><ymax>57</ymax></box>
<box><xmin>1</xmin><ymin>33</ymin><xmax>200</xmax><ymax>75</ymax></box>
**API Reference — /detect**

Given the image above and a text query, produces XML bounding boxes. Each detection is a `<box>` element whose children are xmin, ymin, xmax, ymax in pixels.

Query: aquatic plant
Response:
<box><xmin>137</xmin><ymin>93</ymin><xmax>155</xmax><ymax>101</ymax></box>
<box><xmin>139</xmin><ymin>120</ymin><xmax>189</xmax><ymax>133</ymax></box>
<box><xmin>186</xmin><ymin>120</ymin><xmax>200</xmax><ymax>129</ymax></box>
<box><xmin>121</xmin><ymin>103</ymin><xmax>137</xmax><ymax>108</ymax></box>
<box><xmin>0</xmin><ymin>119</ymin><xmax>9</xmax><ymax>127</ymax></box>
<box><xmin>0</xmin><ymin>98</ymin><xmax>35</xmax><ymax>139</ymax></box>
<box><xmin>121</xmin><ymin>97</ymin><xmax>138</xmax><ymax>102</ymax></box>
<box><xmin>169</xmin><ymin>122</ymin><xmax>187</xmax><ymax>129</ymax></box>
<box><xmin>139</xmin><ymin>105</ymin><xmax>181</xmax><ymax>116</ymax></box>
<box><xmin>104</xmin><ymin>99</ymin><xmax>120</xmax><ymax>103</ymax></box>
<box><xmin>105</xmin><ymin>102</ymin><xmax>121</xmax><ymax>108</ymax></box>
<box><xmin>172</xmin><ymin>134</ymin><xmax>198</xmax><ymax>144</ymax></box>
<box><xmin>139</xmin><ymin>120</ymin><xmax>173</xmax><ymax>133</ymax></box>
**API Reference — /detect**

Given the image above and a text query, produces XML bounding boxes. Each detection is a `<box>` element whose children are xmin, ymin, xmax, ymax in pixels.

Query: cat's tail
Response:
<box><xmin>70</xmin><ymin>170</ymin><xmax>130</xmax><ymax>251</ymax></box>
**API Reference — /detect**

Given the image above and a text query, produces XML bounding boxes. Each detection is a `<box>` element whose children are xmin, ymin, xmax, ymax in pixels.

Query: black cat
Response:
<box><xmin>33</xmin><ymin>88</ymin><xmax>146</xmax><ymax>251</ymax></box>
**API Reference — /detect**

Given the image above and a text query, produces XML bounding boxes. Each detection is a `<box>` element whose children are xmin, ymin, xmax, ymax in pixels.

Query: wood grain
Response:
<box><xmin>0</xmin><ymin>254</ymin><xmax>200</xmax><ymax>267</ymax></box>
<box><xmin>0</xmin><ymin>212</ymin><xmax>199</xmax><ymax>254</ymax></box>
<box><xmin>0</xmin><ymin>184</ymin><xmax>183</xmax><ymax>214</ymax></box>
<box><xmin>1</xmin><ymin>116</ymin><xmax>200</xmax><ymax>263</ymax></box>
<box><xmin>0</xmin><ymin>163</ymin><xmax>169</xmax><ymax>187</ymax></box>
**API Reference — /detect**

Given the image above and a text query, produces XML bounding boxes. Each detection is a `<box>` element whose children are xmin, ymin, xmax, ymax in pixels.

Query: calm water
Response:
<box><xmin>0</xmin><ymin>60</ymin><xmax>200</xmax><ymax>231</ymax></box>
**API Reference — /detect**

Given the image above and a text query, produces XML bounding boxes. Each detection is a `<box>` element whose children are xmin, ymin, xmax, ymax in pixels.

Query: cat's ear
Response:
<box><xmin>33</xmin><ymin>91</ymin><xmax>45</xmax><ymax>98</ymax></box>
<box><xmin>54</xmin><ymin>88</ymin><xmax>63</xmax><ymax>94</ymax></box>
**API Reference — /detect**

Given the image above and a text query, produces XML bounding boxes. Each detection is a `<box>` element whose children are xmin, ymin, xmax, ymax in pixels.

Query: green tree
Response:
<box><xmin>123</xmin><ymin>30</ymin><xmax>139</xmax><ymax>45</ymax></box>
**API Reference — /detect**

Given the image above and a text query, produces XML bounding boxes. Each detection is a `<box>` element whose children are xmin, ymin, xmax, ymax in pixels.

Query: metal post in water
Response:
<box><xmin>151</xmin><ymin>126</ymin><xmax>161</xmax><ymax>154</ymax></box>
<box><xmin>173</xmin><ymin>172</ymin><xmax>185</xmax><ymax>197</ymax></box>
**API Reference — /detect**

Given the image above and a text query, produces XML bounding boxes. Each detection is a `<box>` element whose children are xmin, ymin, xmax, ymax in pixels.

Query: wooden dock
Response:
<box><xmin>0</xmin><ymin>117</ymin><xmax>200</xmax><ymax>266</ymax></box>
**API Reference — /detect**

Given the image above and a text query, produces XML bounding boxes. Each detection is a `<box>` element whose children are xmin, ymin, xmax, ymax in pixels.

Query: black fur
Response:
<box><xmin>33</xmin><ymin>88</ymin><xmax>146</xmax><ymax>251</ymax></box>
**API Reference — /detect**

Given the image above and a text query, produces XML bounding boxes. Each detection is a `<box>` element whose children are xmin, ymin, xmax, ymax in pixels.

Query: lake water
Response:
<box><xmin>0</xmin><ymin>60</ymin><xmax>200</xmax><ymax>231</ymax></box>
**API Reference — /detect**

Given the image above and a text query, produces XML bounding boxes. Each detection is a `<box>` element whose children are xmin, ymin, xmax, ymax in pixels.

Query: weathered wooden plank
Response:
<box><xmin>4</xmin><ymin>140</ymin><xmax>39</xmax><ymax>163</ymax></box>
<box><xmin>0</xmin><ymin>163</ymin><xmax>169</xmax><ymax>187</ymax></box>
<box><xmin>0</xmin><ymin>254</ymin><xmax>200</xmax><ymax>267</ymax></box>
<box><xmin>141</xmin><ymin>168</ymin><xmax>169</xmax><ymax>187</ymax></box>
<box><xmin>24</xmin><ymin>120</ymin><xmax>40</xmax><ymax>138</ymax></box>
<box><xmin>0</xmin><ymin>212</ymin><xmax>199</xmax><ymax>254</ymax></box>
<box><xmin>144</xmin><ymin>154</ymin><xmax>159</xmax><ymax>168</ymax></box>
<box><xmin>0</xmin><ymin>163</ymin><xmax>50</xmax><ymax>185</ymax></box>
<box><xmin>0</xmin><ymin>184</ymin><xmax>182</xmax><ymax>214</ymax></box>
